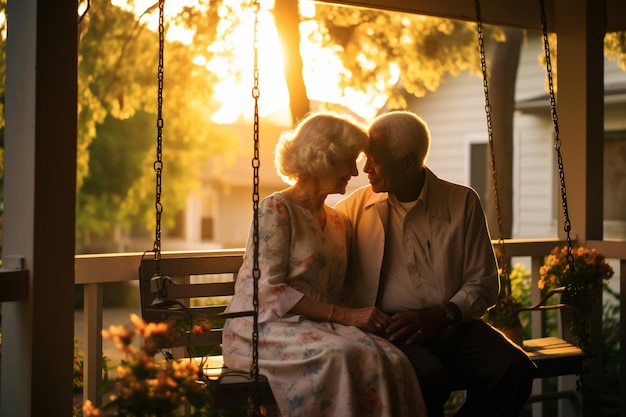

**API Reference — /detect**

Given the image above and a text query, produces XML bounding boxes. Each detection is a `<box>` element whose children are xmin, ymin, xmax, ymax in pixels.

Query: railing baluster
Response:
<box><xmin>83</xmin><ymin>282</ymin><xmax>103</xmax><ymax>407</ymax></box>
<box><xmin>530</xmin><ymin>255</ymin><xmax>545</xmax><ymax>339</ymax></box>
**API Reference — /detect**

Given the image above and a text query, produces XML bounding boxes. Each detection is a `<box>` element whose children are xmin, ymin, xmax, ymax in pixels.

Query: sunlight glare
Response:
<box><xmin>208</xmin><ymin>4</ymin><xmax>290</xmax><ymax>124</ymax></box>
<box><xmin>111</xmin><ymin>0</ymin><xmax>382</xmax><ymax>123</ymax></box>
<box><xmin>300</xmin><ymin>15</ymin><xmax>384</xmax><ymax>120</ymax></box>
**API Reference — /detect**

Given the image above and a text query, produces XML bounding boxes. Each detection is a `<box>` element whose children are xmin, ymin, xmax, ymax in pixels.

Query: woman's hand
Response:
<box><xmin>334</xmin><ymin>306</ymin><xmax>391</xmax><ymax>334</ymax></box>
<box><xmin>289</xmin><ymin>297</ymin><xmax>390</xmax><ymax>334</ymax></box>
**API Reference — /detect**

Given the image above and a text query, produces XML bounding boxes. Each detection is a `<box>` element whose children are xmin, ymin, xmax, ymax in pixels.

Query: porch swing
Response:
<box><xmin>475</xmin><ymin>0</ymin><xmax>589</xmax><ymax>405</ymax></box>
<box><xmin>138</xmin><ymin>1</ymin><xmax>274</xmax><ymax>415</ymax></box>
<box><xmin>135</xmin><ymin>0</ymin><xmax>592</xmax><ymax>413</ymax></box>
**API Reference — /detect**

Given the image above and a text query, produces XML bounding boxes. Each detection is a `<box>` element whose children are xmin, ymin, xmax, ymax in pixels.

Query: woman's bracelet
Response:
<box><xmin>327</xmin><ymin>304</ymin><xmax>335</xmax><ymax>322</ymax></box>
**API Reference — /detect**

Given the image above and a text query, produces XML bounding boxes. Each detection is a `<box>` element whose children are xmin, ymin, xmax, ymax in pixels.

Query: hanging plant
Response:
<box><xmin>483</xmin><ymin>293</ymin><xmax>524</xmax><ymax>345</ymax></box>
<box><xmin>539</xmin><ymin>245</ymin><xmax>614</xmax><ymax>352</ymax></box>
<box><xmin>482</xmin><ymin>250</ymin><xmax>527</xmax><ymax>346</ymax></box>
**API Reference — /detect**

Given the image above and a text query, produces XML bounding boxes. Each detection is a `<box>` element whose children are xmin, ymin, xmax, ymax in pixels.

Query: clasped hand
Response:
<box><xmin>343</xmin><ymin>306</ymin><xmax>447</xmax><ymax>344</ymax></box>
<box><xmin>385</xmin><ymin>308</ymin><xmax>448</xmax><ymax>344</ymax></box>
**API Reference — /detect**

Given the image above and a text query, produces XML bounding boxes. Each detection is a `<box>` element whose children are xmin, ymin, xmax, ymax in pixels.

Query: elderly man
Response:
<box><xmin>335</xmin><ymin>111</ymin><xmax>535</xmax><ymax>417</ymax></box>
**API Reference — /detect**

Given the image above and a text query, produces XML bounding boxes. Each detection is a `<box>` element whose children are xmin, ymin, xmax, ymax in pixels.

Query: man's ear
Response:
<box><xmin>403</xmin><ymin>152</ymin><xmax>419</xmax><ymax>170</ymax></box>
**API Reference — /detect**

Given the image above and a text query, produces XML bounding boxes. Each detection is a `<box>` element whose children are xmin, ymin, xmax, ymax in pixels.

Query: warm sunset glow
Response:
<box><xmin>112</xmin><ymin>0</ymin><xmax>383</xmax><ymax>124</ymax></box>
<box><xmin>205</xmin><ymin>3</ymin><xmax>290</xmax><ymax>124</ymax></box>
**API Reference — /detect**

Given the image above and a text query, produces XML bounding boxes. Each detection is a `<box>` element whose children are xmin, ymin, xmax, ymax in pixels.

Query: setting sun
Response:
<box><xmin>203</xmin><ymin>3</ymin><xmax>291</xmax><ymax>124</ymax></box>
<box><xmin>111</xmin><ymin>0</ymin><xmax>382</xmax><ymax>125</ymax></box>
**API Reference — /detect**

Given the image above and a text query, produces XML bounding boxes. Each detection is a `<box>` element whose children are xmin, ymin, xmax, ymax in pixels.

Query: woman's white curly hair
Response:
<box><xmin>275</xmin><ymin>111</ymin><xmax>367</xmax><ymax>184</ymax></box>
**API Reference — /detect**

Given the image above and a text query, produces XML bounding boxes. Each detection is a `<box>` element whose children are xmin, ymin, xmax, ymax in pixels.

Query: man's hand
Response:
<box><xmin>385</xmin><ymin>308</ymin><xmax>449</xmax><ymax>344</ymax></box>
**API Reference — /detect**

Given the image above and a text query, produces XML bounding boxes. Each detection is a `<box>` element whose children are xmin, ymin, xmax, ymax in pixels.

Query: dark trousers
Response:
<box><xmin>394</xmin><ymin>320</ymin><xmax>536</xmax><ymax>417</ymax></box>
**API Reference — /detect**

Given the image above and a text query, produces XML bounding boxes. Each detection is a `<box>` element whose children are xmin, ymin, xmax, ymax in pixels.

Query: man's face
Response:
<box><xmin>363</xmin><ymin>128</ymin><xmax>405</xmax><ymax>194</ymax></box>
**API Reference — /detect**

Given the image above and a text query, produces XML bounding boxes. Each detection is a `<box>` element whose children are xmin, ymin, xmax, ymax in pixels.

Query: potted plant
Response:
<box><xmin>483</xmin><ymin>263</ymin><xmax>531</xmax><ymax>346</ymax></box>
<box><xmin>538</xmin><ymin>245</ymin><xmax>614</xmax><ymax>352</ymax></box>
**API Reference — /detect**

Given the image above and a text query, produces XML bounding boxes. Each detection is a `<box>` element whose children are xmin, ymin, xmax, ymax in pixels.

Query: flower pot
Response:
<box><xmin>500</xmin><ymin>322</ymin><xmax>524</xmax><ymax>347</ymax></box>
<box><xmin>560</xmin><ymin>290</ymin><xmax>592</xmax><ymax>352</ymax></box>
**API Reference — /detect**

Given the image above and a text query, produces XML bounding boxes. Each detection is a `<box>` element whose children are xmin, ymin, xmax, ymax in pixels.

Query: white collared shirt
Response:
<box><xmin>335</xmin><ymin>168</ymin><xmax>499</xmax><ymax>321</ymax></box>
<box><xmin>379</xmin><ymin>193</ymin><xmax>433</xmax><ymax>312</ymax></box>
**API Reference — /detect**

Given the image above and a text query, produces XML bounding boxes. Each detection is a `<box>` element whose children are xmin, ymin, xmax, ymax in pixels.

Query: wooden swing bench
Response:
<box><xmin>140</xmin><ymin>251</ymin><xmax>590</xmax><ymax>412</ymax></box>
<box><xmin>517</xmin><ymin>287</ymin><xmax>592</xmax><ymax>404</ymax></box>
<box><xmin>138</xmin><ymin>252</ymin><xmax>276</xmax><ymax>412</ymax></box>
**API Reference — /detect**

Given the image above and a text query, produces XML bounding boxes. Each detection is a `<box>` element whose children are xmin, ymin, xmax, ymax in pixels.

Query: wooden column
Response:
<box><xmin>554</xmin><ymin>0</ymin><xmax>605</xmax><ymax>415</ymax></box>
<box><xmin>0</xmin><ymin>0</ymin><xmax>78</xmax><ymax>416</ymax></box>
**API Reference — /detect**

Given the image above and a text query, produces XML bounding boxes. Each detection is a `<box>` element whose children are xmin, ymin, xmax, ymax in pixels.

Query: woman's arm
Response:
<box><xmin>290</xmin><ymin>295</ymin><xmax>391</xmax><ymax>334</ymax></box>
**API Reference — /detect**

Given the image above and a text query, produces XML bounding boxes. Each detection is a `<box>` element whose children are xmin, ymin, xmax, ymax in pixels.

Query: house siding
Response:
<box><xmin>403</xmin><ymin>30</ymin><xmax>626</xmax><ymax>241</ymax></box>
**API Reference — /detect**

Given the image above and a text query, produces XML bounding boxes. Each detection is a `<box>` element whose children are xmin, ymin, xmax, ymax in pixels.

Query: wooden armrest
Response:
<box><xmin>518</xmin><ymin>286</ymin><xmax>569</xmax><ymax>312</ymax></box>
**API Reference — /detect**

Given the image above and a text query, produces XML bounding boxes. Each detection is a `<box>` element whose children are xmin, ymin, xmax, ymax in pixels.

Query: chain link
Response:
<box><xmin>152</xmin><ymin>0</ymin><xmax>165</xmax><ymax>274</ymax></box>
<box><xmin>249</xmin><ymin>1</ymin><xmax>261</xmax><ymax>416</ymax></box>
<box><xmin>540</xmin><ymin>0</ymin><xmax>576</xmax><ymax>279</ymax></box>
<box><xmin>475</xmin><ymin>0</ymin><xmax>510</xmax><ymax>296</ymax></box>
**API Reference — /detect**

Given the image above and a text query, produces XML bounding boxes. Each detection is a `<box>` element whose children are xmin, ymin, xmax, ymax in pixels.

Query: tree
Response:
<box><xmin>605</xmin><ymin>31</ymin><xmax>626</xmax><ymax>70</ymax></box>
<box><xmin>483</xmin><ymin>27</ymin><xmax>523</xmax><ymax>240</ymax></box>
<box><xmin>310</xmin><ymin>4</ymin><xmax>487</xmax><ymax>114</ymax></box>
<box><xmin>76</xmin><ymin>0</ymin><xmax>239</xmax><ymax>252</ymax></box>
<box><xmin>274</xmin><ymin>0</ymin><xmax>309</xmax><ymax>123</ymax></box>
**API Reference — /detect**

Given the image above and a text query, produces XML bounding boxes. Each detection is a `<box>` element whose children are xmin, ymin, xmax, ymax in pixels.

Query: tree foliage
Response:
<box><xmin>605</xmin><ymin>31</ymin><xmax>626</xmax><ymax>70</ymax></box>
<box><xmin>310</xmin><ymin>4</ymin><xmax>493</xmax><ymax>112</ymax></box>
<box><xmin>539</xmin><ymin>31</ymin><xmax>626</xmax><ymax>92</ymax></box>
<box><xmin>76</xmin><ymin>0</ymin><xmax>239</xmax><ymax>251</ymax></box>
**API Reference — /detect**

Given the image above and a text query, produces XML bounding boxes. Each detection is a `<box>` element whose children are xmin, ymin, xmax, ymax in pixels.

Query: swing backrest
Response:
<box><xmin>138</xmin><ymin>251</ymin><xmax>277</xmax><ymax>412</ymax></box>
<box><xmin>138</xmin><ymin>252</ymin><xmax>244</xmax><ymax>358</ymax></box>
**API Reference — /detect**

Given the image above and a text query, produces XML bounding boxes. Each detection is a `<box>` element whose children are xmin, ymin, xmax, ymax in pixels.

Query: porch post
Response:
<box><xmin>554</xmin><ymin>0</ymin><xmax>605</xmax><ymax>415</ymax></box>
<box><xmin>0</xmin><ymin>0</ymin><xmax>78</xmax><ymax>416</ymax></box>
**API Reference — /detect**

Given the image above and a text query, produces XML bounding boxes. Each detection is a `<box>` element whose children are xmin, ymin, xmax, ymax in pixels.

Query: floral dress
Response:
<box><xmin>223</xmin><ymin>193</ymin><xmax>427</xmax><ymax>417</ymax></box>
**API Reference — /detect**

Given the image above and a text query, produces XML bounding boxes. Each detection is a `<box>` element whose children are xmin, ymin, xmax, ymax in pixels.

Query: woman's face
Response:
<box><xmin>319</xmin><ymin>158</ymin><xmax>359</xmax><ymax>195</ymax></box>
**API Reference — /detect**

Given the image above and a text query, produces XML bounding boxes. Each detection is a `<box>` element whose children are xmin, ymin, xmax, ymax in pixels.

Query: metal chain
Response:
<box><xmin>152</xmin><ymin>0</ymin><xmax>165</xmax><ymax>274</ymax></box>
<box><xmin>249</xmin><ymin>1</ymin><xmax>261</xmax><ymax>416</ymax></box>
<box><xmin>78</xmin><ymin>0</ymin><xmax>91</xmax><ymax>24</ymax></box>
<box><xmin>475</xmin><ymin>0</ymin><xmax>510</xmax><ymax>297</ymax></box>
<box><xmin>540</xmin><ymin>0</ymin><xmax>576</xmax><ymax>280</ymax></box>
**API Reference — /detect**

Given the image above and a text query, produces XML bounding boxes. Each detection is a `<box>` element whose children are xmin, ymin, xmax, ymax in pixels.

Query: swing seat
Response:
<box><xmin>138</xmin><ymin>253</ymin><xmax>276</xmax><ymax>413</ymax></box>
<box><xmin>518</xmin><ymin>287</ymin><xmax>591</xmax><ymax>403</ymax></box>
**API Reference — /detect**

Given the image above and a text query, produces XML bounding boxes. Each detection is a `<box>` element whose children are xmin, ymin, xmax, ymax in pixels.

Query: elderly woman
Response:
<box><xmin>223</xmin><ymin>111</ymin><xmax>427</xmax><ymax>417</ymax></box>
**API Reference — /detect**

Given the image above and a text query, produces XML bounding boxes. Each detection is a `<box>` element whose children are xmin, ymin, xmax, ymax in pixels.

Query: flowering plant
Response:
<box><xmin>83</xmin><ymin>314</ymin><xmax>214</xmax><ymax>417</ymax></box>
<box><xmin>483</xmin><ymin>263</ymin><xmax>531</xmax><ymax>345</ymax></box>
<box><xmin>539</xmin><ymin>245</ymin><xmax>614</xmax><ymax>351</ymax></box>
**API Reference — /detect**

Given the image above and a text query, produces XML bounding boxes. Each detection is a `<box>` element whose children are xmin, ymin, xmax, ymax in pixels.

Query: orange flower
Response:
<box><xmin>538</xmin><ymin>245</ymin><xmax>613</xmax><ymax>295</ymax></box>
<box><xmin>193</xmin><ymin>320</ymin><xmax>213</xmax><ymax>335</ymax></box>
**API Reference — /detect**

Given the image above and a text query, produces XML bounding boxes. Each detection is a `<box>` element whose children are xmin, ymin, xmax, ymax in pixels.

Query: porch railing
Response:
<box><xmin>74</xmin><ymin>239</ymin><xmax>626</xmax><ymax>415</ymax></box>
